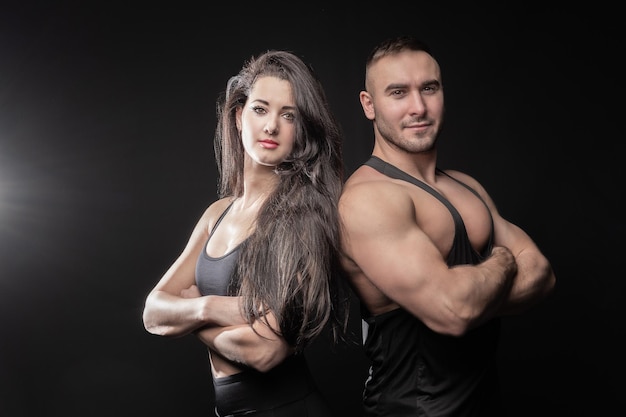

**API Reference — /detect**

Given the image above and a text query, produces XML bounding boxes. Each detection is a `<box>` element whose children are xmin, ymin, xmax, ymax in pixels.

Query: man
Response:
<box><xmin>338</xmin><ymin>35</ymin><xmax>556</xmax><ymax>416</ymax></box>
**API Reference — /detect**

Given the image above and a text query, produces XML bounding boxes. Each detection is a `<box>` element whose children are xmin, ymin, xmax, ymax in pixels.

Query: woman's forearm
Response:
<box><xmin>195</xmin><ymin>315</ymin><xmax>293</xmax><ymax>373</ymax></box>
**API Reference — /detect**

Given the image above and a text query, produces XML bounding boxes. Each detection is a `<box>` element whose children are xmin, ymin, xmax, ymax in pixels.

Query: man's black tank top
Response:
<box><xmin>361</xmin><ymin>156</ymin><xmax>503</xmax><ymax>417</ymax></box>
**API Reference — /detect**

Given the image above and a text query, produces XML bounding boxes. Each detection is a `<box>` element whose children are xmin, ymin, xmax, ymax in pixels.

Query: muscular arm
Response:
<box><xmin>339</xmin><ymin>180</ymin><xmax>517</xmax><ymax>336</ymax></box>
<box><xmin>144</xmin><ymin>201</ymin><xmax>295</xmax><ymax>372</ymax></box>
<box><xmin>493</xmin><ymin>220</ymin><xmax>555</xmax><ymax>315</ymax></box>
<box><xmin>180</xmin><ymin>284</ymin><xmax>293</xmax><ymax>373</ymax></box>
<box><xmin>142</xmin><ymin>201</ymin><xmax>247</xmax><ymax>337</ymax></box>
<box><xmin>195</xmin><ymin>312</ymin><xmax>293</xmax><ymax>373</ymax></box>
<box><xmin>456</xmin><ymin>172</ymin><xmax>556</xmax><ymax>315</ymax></box>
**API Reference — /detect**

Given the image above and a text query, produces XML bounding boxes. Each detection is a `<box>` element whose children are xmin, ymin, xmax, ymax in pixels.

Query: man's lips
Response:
<box><xmin>405</xmin><ymin>123</ymin><xmax>430</xmax><ymax>132</ymax></box>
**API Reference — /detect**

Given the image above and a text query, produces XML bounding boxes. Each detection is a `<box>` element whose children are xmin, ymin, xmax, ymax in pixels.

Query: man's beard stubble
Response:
<box><xmin>379</xmin><ymin>120</ymin><xmax>440</xmax><ymax>154</ymax></box>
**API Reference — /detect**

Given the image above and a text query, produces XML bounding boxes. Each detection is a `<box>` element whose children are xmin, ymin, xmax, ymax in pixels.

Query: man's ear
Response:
<box><xmin>360</xmin><ymin>91</ymin><xmax>375</xmax><ymax>121</ymax></box>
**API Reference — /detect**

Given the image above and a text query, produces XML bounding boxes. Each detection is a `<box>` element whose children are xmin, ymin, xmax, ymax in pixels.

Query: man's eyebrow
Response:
<box><xmin>384</xmin><ymin>83</ymin><xmax>409</xmax><ymax>93</ymax></box>
<box><xmin>422</xmin><ymin>79</ymin><xmax>441</xmax><ymax>88</ymax></box>
<box><xmin>384</xmin><ymin>79</ymin><xmax>441</xmax><ymax>92</ymax></box>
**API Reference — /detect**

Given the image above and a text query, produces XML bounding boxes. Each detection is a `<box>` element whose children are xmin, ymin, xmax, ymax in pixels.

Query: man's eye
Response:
<box><xmin>422</xmin><ymin>84</ymin><xmax>440</xmax><ymax>94</ymax></box>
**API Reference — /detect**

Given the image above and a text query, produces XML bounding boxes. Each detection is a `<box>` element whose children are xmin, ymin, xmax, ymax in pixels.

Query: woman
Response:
<box><xmin>142</xmin><ymin>50</ymin><xmax>351</xmax><ymax>417</ymax></box>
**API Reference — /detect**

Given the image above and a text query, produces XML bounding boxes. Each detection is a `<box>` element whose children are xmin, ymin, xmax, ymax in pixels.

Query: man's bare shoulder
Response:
<box><xmin>342</xmin><ymin>165</ymin><xmax>400</xmax><ymax>199</ymax></box>
<box><xmin>340</xmin><ymin>165</ymin><xmax>414</xmax><ymax>220</ymax></box>
<box><xmin>439</xmin><ymin>168</ymin><xmax>489</xmax><ymax>200</ymax></box>
<box><xmin>440</xmin><ymin>169</ymin><xmax>482</xmax><ymax>189</ymax></box>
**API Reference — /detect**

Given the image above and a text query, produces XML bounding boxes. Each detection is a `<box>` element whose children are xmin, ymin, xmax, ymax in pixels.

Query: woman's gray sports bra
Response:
<box><xmin>195</xmin><ymin>202</ymin><xmax>241</xmax><ymax>296</ymax></box>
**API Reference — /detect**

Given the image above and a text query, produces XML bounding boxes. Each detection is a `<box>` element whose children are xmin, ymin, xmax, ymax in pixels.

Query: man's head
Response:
<box><xmin>361</xmin><ymin>36</ymin><xmax>444</xmax><ymax>154</ymax></box>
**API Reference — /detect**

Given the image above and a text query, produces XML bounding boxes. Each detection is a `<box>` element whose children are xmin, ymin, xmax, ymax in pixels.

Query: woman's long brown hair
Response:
<box><xmin>213</xmin><ymin>50</ymin><xmax>351</xmax><ymax>353</ymax></box>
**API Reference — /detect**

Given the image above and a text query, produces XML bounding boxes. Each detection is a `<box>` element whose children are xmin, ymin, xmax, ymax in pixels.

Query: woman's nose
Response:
<box><xmin>264</xmin><ymin>120</ymin><xmax>277</xmax><ymax>135</ymax></box>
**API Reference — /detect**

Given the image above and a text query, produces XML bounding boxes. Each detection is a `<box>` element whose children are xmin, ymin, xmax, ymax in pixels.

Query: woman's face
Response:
<box><xmin>236</xmin><ymin>76</ymin><xmax>296</xmax><ymax>168</ymax></box>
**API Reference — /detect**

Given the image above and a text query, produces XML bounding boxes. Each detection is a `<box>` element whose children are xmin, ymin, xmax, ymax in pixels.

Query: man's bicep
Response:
<box><xmin>358</xmin><ymin>224</ymin><xmax>448</xmax><ymax>303</ymax></box>
<box><xmin>492</xmin><ymin>215</ymin><xmax>540</xmax><ymax>256</ymax></box>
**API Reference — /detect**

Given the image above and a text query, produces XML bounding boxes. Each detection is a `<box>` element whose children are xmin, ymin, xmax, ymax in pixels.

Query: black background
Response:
<box><xmin>1</xmin><ymin>2</ymin><xmax>623</xmax><ymax>416</ymax></box>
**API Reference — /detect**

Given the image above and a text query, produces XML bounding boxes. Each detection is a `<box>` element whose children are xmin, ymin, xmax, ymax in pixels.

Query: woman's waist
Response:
<box><xmin>210</xmin><ymin>350</ymin><xmax>246</xmax><ymax>378</ymax></box>
<box><xmin>212</xmin><ymin>355</ymin><xmax>316</xmax><ymax>414</ymax></box>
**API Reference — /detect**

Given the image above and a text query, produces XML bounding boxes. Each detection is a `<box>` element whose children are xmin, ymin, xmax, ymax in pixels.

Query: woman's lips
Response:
<box><xmin>259</xmin><ymin>139</ymin><xmax>278</xmax><ymax>149</ymax></box>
